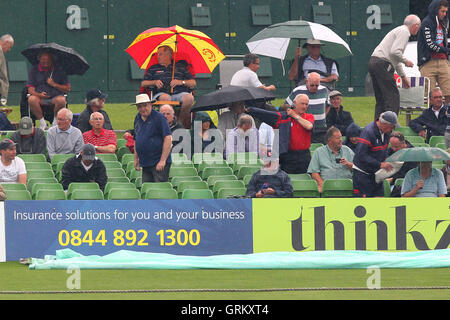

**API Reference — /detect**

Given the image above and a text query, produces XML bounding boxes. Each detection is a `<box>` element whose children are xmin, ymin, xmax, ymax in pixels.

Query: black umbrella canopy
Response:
<box><xmin>21</xmin><ymin>42</ymin><xmax>90</xmax><ymax>75</ymax></box>
<box><xmin>192</xmin><ymin>86</ymin><xmax>276</xmax><ymax>112</ymax></box>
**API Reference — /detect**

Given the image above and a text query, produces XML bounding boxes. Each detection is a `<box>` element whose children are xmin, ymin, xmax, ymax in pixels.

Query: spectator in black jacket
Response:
<box><xmin>343</xmin><ymin>122</ymin><xmax>362</xmax><ymax>152</ymax></box>
<box><xmin>61</xmin><ymin>143</ymin><xmax>107</xmax><ymax>192</ymax></box>
<box><xmin>10</xmin><ymin>116</ymin><xmax>46</xmax><ymax>155</ymax></box>
<box><xmin>326</xmin><ymin>90</ymin><xmax>354</xmax><ymax>135</ymax></box>
<box><xmin>77</xmin><ymin>89</ymin><xmax>113</xmax><ymax>133</ymax></box>
<box><xmin>409</xmin><ymin>88</ymin><xmax>448</xmax><ymax>142</ymax></box>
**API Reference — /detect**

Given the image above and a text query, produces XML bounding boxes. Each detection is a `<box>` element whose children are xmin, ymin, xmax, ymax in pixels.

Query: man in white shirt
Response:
<box><xmin>0</xmin><ymin>139</ymin><xmax>27</xmax><ymax>184</ymax></box>
<box><xmin>230</xmin><ymin>53</ymin><xmax>275</xmax><ymax>91</ymax></box>
<box><xmin>368</xmin><ymin>14</ymin><xmax>421</xmax><ymax>119</ymax></box>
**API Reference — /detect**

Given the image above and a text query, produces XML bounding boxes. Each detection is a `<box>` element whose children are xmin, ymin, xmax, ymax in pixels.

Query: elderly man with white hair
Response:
<box><xmin>77</xmin><ymin>88</ymin><xmax>113</xmax><ymax>133</ymax></box>
<box><xmin>368</xmin><ymin>14</ymin><xmax>422</xmax><ymax>119</ymax></box>
<box><xmin>0</xmin><ymin>34</ymin><xmax>14</xmax><ymax>106</ymax></box>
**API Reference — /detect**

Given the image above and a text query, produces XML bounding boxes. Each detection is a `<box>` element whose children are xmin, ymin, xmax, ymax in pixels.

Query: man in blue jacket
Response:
<box><xmin>417</xmin><ymin>0</ymin><xmax>450</xmax><ymax>103</ymax></box>
<box><xmin>353</xmin><ymin>111</ymin><xmax>398</xmax><ymax>197</ymax></box>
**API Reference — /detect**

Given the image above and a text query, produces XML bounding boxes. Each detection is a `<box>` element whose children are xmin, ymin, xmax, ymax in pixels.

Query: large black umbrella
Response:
<box><xmin>21</xmin><ymin>42</ymin><xmax>89</xmax><ymax>75</ymax></box>
<box><xmin>191</xmin><ymin>86</ymin><xmax>276</xmax><ymax>112</ymax></box>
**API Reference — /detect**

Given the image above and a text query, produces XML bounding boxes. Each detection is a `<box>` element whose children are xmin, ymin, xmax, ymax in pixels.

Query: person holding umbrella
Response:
<box><xmin>141</xmin><ymin>46</ymin><xmax>196</xmax><ymax>129</ymax></box>
<box><xmin>26</xmin><ymin>51</ymin><xmax>70</xmax><ymax>130</ymax></box>
<box><xmin>401</xmin><ymin>161</ymin><xmax>446</xmax><ymax>197</ymax></box>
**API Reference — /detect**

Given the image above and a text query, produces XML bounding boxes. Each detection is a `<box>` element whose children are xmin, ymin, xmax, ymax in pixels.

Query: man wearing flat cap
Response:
<box><xmin>326</xmin><ymin>90</ymin><xmax>355</xmax><ymax>136</ymax></box>
<box><xmin>77</xmin><ymin>88</ymin><xmax>113</xmax><ymax>133</ymax></box>
<box><xmin>61</xmin><ymin>143</ymin><xmax>107</xmax><ymax>192</ymax></box>
<box><xmin>132</xmin><ymin>93</ymin><xmax>172</xmax><ymax>183</ymax></box>
<box><xmin>353</xmin><ymin>111</ymin><xmax>398</xmax><ymax>197</ymax></box>
<box><xmin>289</xmin><ymin>39</ymin><xmax>339</xmax><ymax>90</ymax></box>
<box><xmin>0</xmin><ymin>139</ymin><xmax>27</xmax><ymax>184</ymax></box>
<box><xmin>10</xmin><ymin>116</ymin><xmax>46</xmax><ymax>155</ymax></box>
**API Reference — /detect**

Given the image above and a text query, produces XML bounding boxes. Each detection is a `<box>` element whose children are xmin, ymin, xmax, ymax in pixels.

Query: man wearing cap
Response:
<box><xmin>230</xmin><ymin>53</ymin><xmax>276</xmax><ymax>91</ymax></box>
<box><xmin>82</xmin><ymin>112</ymin><xmax>117</xmax><ymax>154</ymax></box>
<box><xmin>326</xmin><ymin>90</ymin><xmax>355</xmax><ymax>136</ymax></box>
<box><xmin>352</xmin><ymin>111</ymin><xmax>398</xmax><ymax>197</ymax></box>
<box><xmin>289</xmin><ymin>39</ymin><xmax>339</xmax><ymax>90</ymax></box>
<box><xmin>10</xmin><ymin>116</ymin><xmax>46</xmax><ymax>155</ymax></box>
<box><xmin>368</xmin><ymin>14</ymin><xmax>421</xmax><ymax>119</ymax></box>
<box><xmin>47</xmin><ymin>108</ymin><xmax>84</xmax><ymax>160</ymax></box>
<box><xmin>77</xmin><ymin>88</ymin><xmax>113</xmax><ymax>133</ymax></box>
<box><xmin>132</xmin><ymin>93</ymin><xmax>172</xmax><ymax>183</ymax></box>
<box><xmin>0</xmin><ymin>139</ymin><xmax>27</xmax><ymax>184</ymax></box>
<box><xmin>61</xmin><ymin>143</ymin><xmax>107</xmax><ymax>192</ymax></box>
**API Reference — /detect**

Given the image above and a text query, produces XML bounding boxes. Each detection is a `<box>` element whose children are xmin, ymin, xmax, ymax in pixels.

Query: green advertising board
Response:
<box><xmin>253</xmin><ymin>198</ymin><xmax>450</xmax><ymax>252</ymax></box>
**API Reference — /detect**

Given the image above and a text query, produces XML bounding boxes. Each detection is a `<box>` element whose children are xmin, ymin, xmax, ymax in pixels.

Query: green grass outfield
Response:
<box><xmin>5</xmin><ymin>96</ymin><xmax>414</xmax><ymax>131</ymax></box>
<box><xmin>0</xmin><ymin>262</ymin><xmax>449</xmax><ymax>300</ymax></box>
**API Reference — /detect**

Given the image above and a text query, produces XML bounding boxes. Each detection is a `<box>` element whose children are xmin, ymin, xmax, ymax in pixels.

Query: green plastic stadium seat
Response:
<box><xmin>67</xmin><ymin>182</ymin><xmax>100</xmax><ymax>197</ymax></box>
<box><xmin>27</xmin><ymin>170</ymin><xmax>55</xmax><ymax>180</ymax></box>
<box><xmin>291</xmin><ymin>180</ymin><xmax>320</xmax><ymax>198</ymax></box>
<box><xmin>140</xmin><ymin>182</ymin><xmax>173</xmax><ymax>198</ymax></box>
<box><xmin>212</xmin><ymin>180</ymin><xmax>245</xmax><ymax>197</ymax></box>
<box><xmin>169</xmin><ymin>166</ymin><xmax>198</xmax><ymax>179</ymax></box>
<box><xmin>216</xmin><ymin>187</ymin><xmax>247</xmax><ymax>199</ymax></box>
<box><xmin>116</xmin><ymin>139</ymin><xmax>127</xmax><ymax>149</ymax></box>
<box><xmin>50</xmin><ymin>154</ymin><xmax>75</xmax><ymax>170</ymax></box>
<box><xmin>181</xmin><ymin>189</ymin><xmax>214</xmax><ymax>199</ymax></box>
<box><xmin>394</xmin><ymin>178</ymin><xmax>404</xmax><ymax>188</ymax></box>
<box><xmin>405</xmin><ymin>136</ymin><xmax>425</xmax><ymax>144</ymax></box>
<box><xmin>107</xmin><ymin>188</ymin><xmax>140</xmax><ymax>200</ymax></box>
<box><xmin>436</xmin><ymin>142</ymin><xmax>447</xmax><ymax>150</ymax></box>
<box><xmin>288</xmin><ymin>173</ymin><xmax>312</xmax><ymax>181</ymax></box>
<box><xmin>321</xmin><ymin>179</ymin><xmax>354</xmax><ymax>198</ymax></box>
<box><xmin>242</xmin><ymin>174</ymin><xmax>253</xmax><ymax>186</ymax></box>
<box><xmin>25</xmin><ymin>162</ymin><xmax>52</xmax><ymax>171</ymax></box>
<box><xmin>192</xmin><ymin>152</ymin><xmax>224</xmax><ymax>166</ymax></box>
<box><xmin>197</xmin><ymin>160</ymin><xmax>229</xmax><ymax>174</ymax></box>
<box><xmin>107</xmin><ymin>177</ymin><xmax>130</xmax><ymax>183</ymax></box>
<box><xmin>1</xmin><ymin>183</ymin><xmax>27</xmax><ymax>191</ymax></box>
<box><xmin>143</xmin><ymin>188</ymin><xmax>178</xmax><ymax>199</ymax></box>
<box><xmin>18</xmin><ymin>154</ymin><xmax>47</xmax><ymax>162</ymax></box>
<box><xmin>383</xmin><ymin>179</ymin><xmax>391</xmax><ymax>198</ymax></box>
<box><xmin>104</xmin><ymin>182</ymin><xmax>136</xmax><ymax>197</ymax></box>
<box><xmin>35</xmin><ymin>189</ymin><xmax>67</xmax><ymax>200</ymax></box>
<box><xmin>121</xmin><ymin>153</ymin><xmax>134</xmax><ymax>168</ymax></box>
<box><xmin>128</xmin><ymin>168</ymin><xmax>142</xmax><ymax>183</ymax></box>
<box><xmin>171</xmin><ymin>152</ymin><xmax>189</xmax><ymax>163</ymax></box>
<box><xmin>170</xmin><ymin>176</ymin><xmax>202</xmax><ymax>188</ymax></box>
<box><xmin>201</xmin><ymin>167</ymin><xmax>233</xmax><ymax>180</ymax></box>
<box><xmin>96</xmin><ymin>153</ymin><xmax>118</xmax><ymax>162</ymax></box>
<box><xmin>106</xmin><ymin>168</ymin><xmax>127</xmax><ymax>178</ymax></box>
<box><xmin>27</xmin><ymin>177</ymin><xmax>58</xmax><ymax>191</ymax></box>
<box><xmin>232</xmin><ymin>161</ymin><xmax>262</xmax><ymax>174</ymax></box>
<box><xmin>102</xmin><ymin>161</ymin><xmax>122</xmax><ymax>169</ymax></box>
<box><xmin>116</xmin><ymin>146</ymin><xmax>132</xmax><ymax>161</ymax></box>
<box><xmin>309</xmin><ymin>143</ymin><xmax>323</xmax><ymax>154</ymax></box>
<box><xmin>236</xmin><ymin>166</ymin><xmax>260</xmax><ymax>180</ymax></box>
<box><xmin>69</xmin><ymin>189</ymin><xmax>104</xmax><ymax>200</ymax></box>
<box><xmin>171</xmin><ymin>161</ymin><xmax>195</xmax><ymax>168</ymax></box>
<box><xmin>5</xmin><ymin>190</ymin><xmax>32</xmax><ymax>200</ymax></box>
<box><xmin>411</xmin><ymin>142</ymin><xmax>430</xmax><ymax>147</ymax></box>
<box><xmin>396</xmin><ymin>126</ymin><xmax>418</xmax><ymax>136</ymax></box>
<box><xmin>177</xmin><ymin>181</ymin><xmax>208</xmax><ymax>198</ymax></box>
<box><xmin>226</xmin><ymin>152</ymin><xmax>259</xmax><ymax>164</ymax></box>
<box><xmin>206</xmin><ymin>175</ymin><xmax>237</xmax><ymax>188</ymax></box>
<box><xmin>31</xmin><ymin>183</ymin><xmax>63</xmax><ymax>199</ymax></box>
<box><xmin>429</xmin><ymin>136</ymin><xmax>445</xmax><ymax>147</ymax></box>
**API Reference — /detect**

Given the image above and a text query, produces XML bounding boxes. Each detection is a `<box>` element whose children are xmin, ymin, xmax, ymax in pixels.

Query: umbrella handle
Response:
<box><xmin>171</xmin><ymin>43</ymin><xmax>177</xmax><ymax>94</ymax></box>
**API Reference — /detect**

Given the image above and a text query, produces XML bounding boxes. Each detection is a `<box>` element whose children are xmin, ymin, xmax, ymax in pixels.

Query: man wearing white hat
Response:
<box><xmin>289</xmin><ymin>39</ymin><xmax>339</xmax><ymax>90</ymax></box>
<box><xmin>10</xmin><ymin>116</ymin><xmax>47</xmax><ymax>155</ymax></box>
<box><xmin>132</xmin><ymin>93</ymin><xmax>173</xmax><ymax>183</ymax></box>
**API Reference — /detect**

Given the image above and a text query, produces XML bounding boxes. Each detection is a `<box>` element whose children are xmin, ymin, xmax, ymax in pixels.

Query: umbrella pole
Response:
<box><xmin>170</xmin><ymin>38</ymin><xmax>177</xmax><ymax>94</ymax></box>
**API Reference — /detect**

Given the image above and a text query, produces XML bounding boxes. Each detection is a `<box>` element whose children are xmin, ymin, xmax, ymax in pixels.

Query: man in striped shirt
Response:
<box><xmin>283</xmin><ymin>72</ymin><xmax>329</xmax><ymax>144</ymax></box>
<box><xmin>82</xmin><ymin>112</ymin><xmax>117</xmax><ymax>154</ymax></box>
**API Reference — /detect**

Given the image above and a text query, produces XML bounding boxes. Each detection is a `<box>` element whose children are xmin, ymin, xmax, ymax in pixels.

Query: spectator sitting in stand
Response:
<box><xmin>0</xmin><ymin>139</ymin><xmax>26</xmax><ymax>184</ymax></box>
<box><xmin>190</xmin><ymin>111</ymin><xmax>220</xmax><ymax>153</ymax></box>
<box><xmin>326</xmin><ymin>90</ymin><xmax>354</xmax><ymax>136</ymax></box>
<box><xmin>307</xmin><ymin>126</ymin><xmax>354</xmax><ymax>193</ymax></box>
<box><xmin>82</xmin><ymin>112</ymin><xmax>117</xmax><ymax>154</ymax></box>
<box><xmin>401</xmin><ymin>161</ymin><xmax>446</xmax><ymax>197</ymax></box>
<box><xmin>61</xmin><ymin>143</ymin><xmax>107</xmax><ymax>192</ymax></box>
<box><xmin>77</xmin><ymin>88</ymin><xmax>113</xmax><ymax>133</ymax></box>
<box><xmin>0</xmin><ymin>107</ymin><xmax>14</xmax><ymax>130</ymax></box>
<box><xmin>409</xmin><ymin>88</ymin><xmax>448</xmax><ymax>142</ymax></box>
<box><xmin>225</xmin><ymin>114</ymin><xmax>258</xmax><ymax>159</ymax></box>
<box><xmin>343</xmin><ymin>122</ymin><xmax>362</xmax><ymax>152</ymax></box>
<box><xmin>218</xmin><ymin>101</ymin><xmax>255</xmax><ymax>145</ymax></box>
<box><xmin>10</xmin><ymin>116</ymin><xmax>46</xmax><ymax>155</ymax></box>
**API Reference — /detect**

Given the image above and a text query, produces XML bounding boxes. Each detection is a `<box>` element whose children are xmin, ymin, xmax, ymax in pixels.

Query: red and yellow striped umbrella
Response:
<box><xmin>126</xmin><ymin>25</ymin><xmax>225</xmax><ymax>76</ymax></box>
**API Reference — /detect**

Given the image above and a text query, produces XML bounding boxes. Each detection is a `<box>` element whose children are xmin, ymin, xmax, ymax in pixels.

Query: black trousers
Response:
<box><xmin>280</xmin><ymin>149</ymin><xmax>311</xmax><ymax>174</ymax></box>
<box><xmin>368</xmin><ymin>56</ymin><xmax>400</xmax><ymax>120</ymax></box>
<box><xmin>353</xmin><ymin>169</ymin><xmax>384</xmax><ymax>198</ymax></box>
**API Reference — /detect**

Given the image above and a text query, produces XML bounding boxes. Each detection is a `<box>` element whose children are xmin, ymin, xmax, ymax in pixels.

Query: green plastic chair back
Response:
<box><xmin>5</xmin><ymin>190</ymin><xmax>32</xmax><ymax>200</ymax></box>
<box><xmin>106</xmin><ymin>168</ymin><xmax>127</xmax><ymax>178</ymax></box>
<box><xmin>169</xmin><ymin>166</ymin><xmax>198</xmax><ymax>179</ymax></box>
<box><xmin>27</xmin><ymin>177</ymin><xmax>58</xmax><ymax>191</ymax></box>
<box><xmin>181</xmin><ymin>189</ymin><xmax>214</xmax><ymax>199</ymax></box>
<box><xmin>321</xmin><ymin>179</ymin><xmax>354</xmax><ymax>198</ymax></box>
<box><xmin>396</xmin><ymin>126</ymin><xmax>418</xmax><ymax>136</ymax></box>
<box><xmin>116</xmin><ymin>146</ymin><xmax>132</xmax><ymax>161</ymax></box>
<box><xmin>177</xmin><ymin>181</ymin><xmax>208</xmax><ymax>197</ymax></box>
<box><xmin>383</xmin><ymin>179</ymin><xmax>391</xmax><ymax>198</ymax></box>
<box><xmin>170</xmin><ymin>176</ymin><xmax>202</xmax><ymax>188</ymax></box>
<box><xmin>436</xmin><ymin>142</ymin><xmax>447</xmax><ymax>150</ymax></box>
<box><xmin>309</xmin><ymin>143</ymin><xmax>323</xmax><ymax>154</ymax></box>
<box><xmin>288</xmin><ymin>173</ymin><xmax>312</xmax><ymax>181</ymax></box>
<box><xmin>25</xmin><ymin>162</ymin><xmax>52</xmax><ymax>171</ymax></box>
<box><xmin>213</xmin><ymin>180</ymin><xmax>245</xmax><ymax>196</ymax></box>
<box><xmin>31</xmin><ymin>183</ymin><xmax>63</xmax><ymax>199</ymax></box>
<box><xmin>171</xmin><ymin>152</ymin><xmax>189</xmax><ymax>163</ymax></box>
<box><xmin>201</xmin><ymin>166</ymin><xmax>233</xmax><ymax>180</ymax></box>
<box><xmin>134</xmin><ymin>176</ymin><xmax>142</xmax><ymax>189</ymax></box>
<box><xmin>50</xmin><ymin>154</ymin><xmax>74</xmax><ymax>170</ymax></box>
<box><xmin>216</xmin><ymin>187</ymin><xmax>247</xmax><ymax>199</ymax></box>
<box><xmin>192</xmin><ymin>152</ymin><xmax>224</xmax><ymax>166</ymax></box>
<box><xmin>206</xmin><ymin>175</ymin><xmax>237</xmax><ymax>188</ymax></box>
<box><xmin>405</xmin><ymin>136</ymin><xmax>425</xmax><ymax>144</ymax></box>
<box><xmin>67</xmin><ymin>182</ymin><xmax>100</xmax><ymax>197</ymax></box>
<box><xmin>69</xmin><ymin>189</ymin><xmax>104</xmax><ymax>200</ymax></box>
<box><xmin>104</xmin><ymin>182</ymin><xmax>136</xmax><ymax>198</ymax></box>
<box><xmin>128</xmin><ymin>168</ymin><xmax>142</xmax><ymax>183</ymax></box>
<box><xmin>226</xmin><ymin>152</ymin><xmax>259</xmax><ymax>164</ymax></box>
<box><xmin>394</xmin><ymin>178</ymin><xmax>404</xmax><ymax>188</ymax></box>
<box><xmin>143</xmin><ymin>188</ymin><xmax>178</xmax><ymax>200</ymax></box>
<box><xmin>291</xmin><ymin>180</ymin><xmax>320</xmax><ymax>198</ymax></box>
<box><xmin>107</xmin><ymin>188</ymin><xmax>140</xmax><ymax>200</ymax></box>
<box><xmin>116</xmin><ymin>139</ymin><xmax>127</xmax><ymax>149</ymax></box>
<box><xmin>232</xmin><ymin>161</ymin><xmax>262</xmax><ymax>174</ymax></box>
<box><xmin>35</xmin><ymin>189</ymin><xmax>67</xmax><ymax>200</ymax></box>
<box><xmin>27</xmin><ymin>170</ymin><xmax>55</xmax><ymax>180</ymax></box>
<box><xmin>121</xmin><ymin>153</ymin><xmax>134</xmax><ymax>168</ymax></box>
<box><xmin>429</xmin><ymin>136</ymin><xmax>445</xmax><ymax>147</ymax></box>
<box><xmin>411</xmin><ymin>142</ymin><xmax>430</xmax><ymax>147</ymax></box>
<box><xmin>107</xmin><ymin>176</ymin><xmax>130</xmax><ymax>183</ymax></box>
<box><xmin>140</xmin><ymin>182</ymin><xmax>173</xmax><ymax>197</ymax></box>
<box><xmin>18</xmin><ymin>154</ymin><xmax>47</xmax><ymax>162</ymax></box>
<box><xmin>171</xmin><ymin>161</ymin><xmax>195</xmax><ymax>168</ymax></box>
<box><xmin>236</xmin><ymin>166</ymin><xmax>260</xmax><ymax>180</ymax></box>
<box><xmin>1</xmin><ymin>183</ymin><xmax>26</xmax><ymax>191</ymax></box>
<box><xmin>96</xmin><ymin>153</ymin><xmax>118</xmax><ymax>162</ymax></box>
<box><xmin>103</xmin><ymin>161</ymin><xmax>122</xmax><ymax>169</ymax></box>
<box><xmin>197</xmin><ymin>160</ymin><xmax>229</xmax><ymax>174</ymax></box>
<box><xmin>242</xmin><ymin>174</ymin><xmax>253</xmax><ymax>186</ymax></box>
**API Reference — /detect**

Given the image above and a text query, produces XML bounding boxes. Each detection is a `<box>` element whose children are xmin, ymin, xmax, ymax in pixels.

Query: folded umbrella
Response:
<box><xmin>21</xmin><ymin>42</ymin><xmax>89</xmax><ymax>75</ymax></box>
